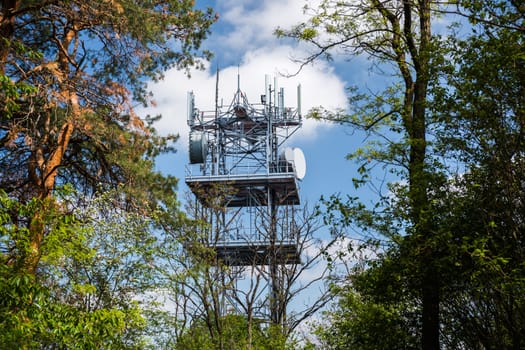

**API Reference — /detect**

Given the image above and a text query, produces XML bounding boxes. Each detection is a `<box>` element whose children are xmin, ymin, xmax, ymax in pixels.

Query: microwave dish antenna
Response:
<box><xmin>189</xmin><ymin>131</ymin><xmax>207</xmax><ymax>164</ymax></box>
<box><xmin>280</xmin><ymin>147</ymin><xmax>306</xmax><ymax>180</ymax></box>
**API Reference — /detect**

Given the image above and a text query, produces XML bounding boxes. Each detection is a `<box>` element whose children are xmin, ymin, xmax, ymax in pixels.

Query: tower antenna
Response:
<box><xmin>185</xmin><ymin>73</ymin><xmax>306</xmax><ymax>329</ymax></box>
<box><xmin>215</xmin><ymin>64</ymin><xmax>220</xmax><ymax>119</ymax></box>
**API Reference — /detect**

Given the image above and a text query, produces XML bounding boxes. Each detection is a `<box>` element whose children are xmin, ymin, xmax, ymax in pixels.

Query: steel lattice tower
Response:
<box><xmin>185</xmin><ymin>74</ymin><xmax>305</xmax><ymax>325</ymax></box>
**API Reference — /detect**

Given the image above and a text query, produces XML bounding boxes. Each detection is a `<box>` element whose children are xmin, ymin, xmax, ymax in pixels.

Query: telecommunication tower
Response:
<box><xmin>185</xmin><ymin>73</ymin><xmax>305</xmax><ymax>324</ymax></box>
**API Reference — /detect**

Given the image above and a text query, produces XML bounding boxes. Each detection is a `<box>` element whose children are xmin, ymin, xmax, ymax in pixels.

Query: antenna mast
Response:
<box><xmin>185</xmin><ymin>73</ymin><xmax>305</xmax><ymax>328</ymax></box>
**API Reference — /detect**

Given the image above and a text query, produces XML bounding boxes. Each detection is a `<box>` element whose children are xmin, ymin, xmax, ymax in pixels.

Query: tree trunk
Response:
<box><xmin>22</xmin><ymin>22</ymin><xmax>78</xmax><ymax>274</ymax></box>
<box><xmin>247</xmin><ymin>304</ymin><xmax>253</xmax><ymax>350</ymax></box>
<box><xmin>415</xmin><ymin>1</ymin><xmax>440</xmax><ymax>349</ymax></box>
<box><xmin>387</xmin><ymin>0</ymin><xmax>439</xmax><ymax>347</ymax></box>
<box><xmin>401</xmin><ymin>0</ymin><xmax>441</xmax><ymax>348</ymax></box>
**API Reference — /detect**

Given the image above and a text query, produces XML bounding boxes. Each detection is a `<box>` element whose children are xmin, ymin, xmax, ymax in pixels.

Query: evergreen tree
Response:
<box><xmin>0</xmin><ymin>0</ymin><xmax>215</xmax><ymax>346</ymax></box>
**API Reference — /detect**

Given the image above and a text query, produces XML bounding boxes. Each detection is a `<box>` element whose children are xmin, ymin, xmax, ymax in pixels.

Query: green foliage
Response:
<box><xmin>0</xmin><ymin>0</ymin><xmax>216</xmax><ymax>348</ymax></box>
<box><xmin>431</xmin><ymin>20</ymin><xmax>525</xmax><ymax>340</ymax></box>
<box><xmin>0</xmin><ymin>190</ymin><xmax>150</xmax><ymax>348</ymax></box>
<box><xmin>458</xmin><ymin>0</ymin><xmax>524</xmax><ymax>29</ymax></box>
<box><xmin>0</xmin><ymin>272</ymin><xmax>144</xmax><ymax>349</ymax></box>
<box><xmin>317</xmin><ymin>286</ymin><xmax>419</xmax><ymax>350</ymax></box>
<box><xmin>0</xmin><ymin>74</ymin><xmax>37</xmax><ymax>118</ymax></box>
<box><xmin>0</xmin><ymin>188</ymin><xmax>77</xmax><ymax>271</ymax></box>
<box><xmin>281</xmin><ymin>1</ymin><xmax>524</xmax><ymax>349</ymax></box>
<box><xmin>427</xmin><ymin>165</ymin><xmax>525</xmax><ymax>349</ymax></box>
<box><xmin>175</xmin><ymin>314</ymin><xmax>291</xmax><ymax>350</ymax></box>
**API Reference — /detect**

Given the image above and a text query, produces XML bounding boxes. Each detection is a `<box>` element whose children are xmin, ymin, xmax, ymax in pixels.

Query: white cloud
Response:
<box><xmin>216</xmin><ymin>0</ymin><xmax>315</xmax><ymax>50</ymax></box>
<box><xmin>142</xmin><ymin>45</ymin><xmax>347</xmax><ymax>149</ymax></box>
<box><xmin>139</xmin><ymin>0</ymin><xmax>348</xmax><ymax>163</ymax></box>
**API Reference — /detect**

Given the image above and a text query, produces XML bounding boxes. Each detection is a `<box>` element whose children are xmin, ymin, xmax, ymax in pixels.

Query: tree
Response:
<box><xmin>291</xmin><ymin>1</ymin><xmax>524</xmax><ymax>349</ymax></box>
<box><xmin>431</xmin><ymin>3</ymin><xmax>525</xmax><ymax>347</ymax></box>
<box><xmin>310</xmin><ymin>182</ymin><xmax>425</xmax><ymax>349</ymax></box>
<box><xmin>0</xmin><ymin>0</ymin><xmax>215</xmax><ymax>274</ymax></box>
<box><xmin>439</xmin><ymin>0</ymin><xmax>524</xmax><ymax>33</ymax></box>
<box><xmin>162</xmin><ymin>185</ymin><xmax>336</xmax><ymax>349</ymax></box>
<box><xmin>227</xmin><ymin>203</ymin><xmax>335</xmax><ymax>343</ymax></box>
<box><xmin>0</xmin><ymin>188</ymin><xmax>148</xmax><ymax>348</ymax></box>
<box><xmin>49</xmin><ymin>189</ymin><xmax>171</xmax><ymax>348</ymax></box>
<box><xmin>277</xmin><ymin>1</ymin><xmax>439</xmax><ymax>348</ymax></box>
<box><xmin>314</xmin><ymin>270</ymin><xmax>420</xmax><ymax>350</ymax></box>
<box><xmin>1</xmin><ymin>0</ymin><xmax>216</xmax><ymax>346</ymax></box>
<box><xmin>175</xmin><ymin>314</ymin><xmax>277</xmax><ymax>350</ymax></box>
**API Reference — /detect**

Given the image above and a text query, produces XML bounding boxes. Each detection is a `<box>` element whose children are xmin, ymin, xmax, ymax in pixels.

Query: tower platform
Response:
<box><xmin>185</xmin><ymin>172</ymin><xmax>300</xmax><ymax>207</ymax></box>
<box><xmin>213</xmin><ymin>240</ymin><xmax>301</xmax><ymax>266</ymax></box>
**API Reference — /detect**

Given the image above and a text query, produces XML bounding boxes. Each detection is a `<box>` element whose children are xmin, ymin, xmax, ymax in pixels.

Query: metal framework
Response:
<box><xmin>185</xmin><ymin>74</ymin><xmax>304</xmax><ymax>324</ymax></box>
<box><xmin>186</xmin><ymin>74</ymin><xmax>303</xmax><ymax>263</ymax></box>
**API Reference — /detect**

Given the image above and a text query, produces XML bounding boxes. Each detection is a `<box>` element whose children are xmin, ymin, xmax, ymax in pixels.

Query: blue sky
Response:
<box><xmin>144</xmin><ymin>1</ymin><xmax>465</xmax><ymax>209</ymax></box>
<box><xmin>140</xmin><ymin>1</ymin><xmax>473</xmax><ymax>336</ymax></box>
<box><xmin>144</xmin><ymin>0</ymin><xmax>372</xmax><ymax>208</ymax></box>
<box><xmin>141</xmin><ymin>1</ymin><xmax>470</xmax><ymax>336</ymax></box>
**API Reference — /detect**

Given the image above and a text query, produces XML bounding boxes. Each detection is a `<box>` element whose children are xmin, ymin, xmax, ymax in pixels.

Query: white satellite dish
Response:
<box><xmin>293</xmin><ymin>148</ymin><xmax>306</xmax><ymax>180</ymax></box>
<box><xmin>280</xmin><ymin>147</ymin><xmax>306</xmax><ymax>180</ymax></box>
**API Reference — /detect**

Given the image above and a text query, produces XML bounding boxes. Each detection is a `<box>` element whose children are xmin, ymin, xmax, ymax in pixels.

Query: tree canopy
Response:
<box><xmin>0</xmin><ymin>0</ymin><xmax>214</xmax><ymax>270</ymax></box>
<box><xmin>1</xmin><ymin>0</ymin><xmax>215</xmax><ymax>347</ymax></box>
<box><xmin>279</xmin><ymin>0</ymin><xmax>525</xmax><ymax>349</ymax></box>
<box><xmin>2</xmin><ymin>0</ymin><xmax>524</xmax><ymax>348</ymax></box>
